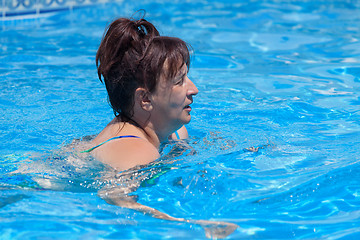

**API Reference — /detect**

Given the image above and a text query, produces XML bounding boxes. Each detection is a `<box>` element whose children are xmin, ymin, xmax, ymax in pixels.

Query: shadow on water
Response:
<box><xmin>0</xmin><ymin>194</ymin><xmax>30</xmax><ymax>209</ymax></box>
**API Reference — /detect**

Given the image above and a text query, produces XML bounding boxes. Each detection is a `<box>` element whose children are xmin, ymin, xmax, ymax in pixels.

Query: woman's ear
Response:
<box><xmin>135</xmin><ymin>88</ymin><xmax>153</xmax><ymax>111</ymax></box>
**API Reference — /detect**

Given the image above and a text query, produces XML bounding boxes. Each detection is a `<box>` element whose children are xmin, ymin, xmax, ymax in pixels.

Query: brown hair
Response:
<box><xmin>96</xmin><ymin>17</ymin><xmax>191</xmax><ymax>121</ymax></box>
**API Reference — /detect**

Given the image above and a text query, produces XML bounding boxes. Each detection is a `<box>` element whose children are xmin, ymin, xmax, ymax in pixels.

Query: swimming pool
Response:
<box><xmin>1</xmin><ymin>0</ymin><xmax>360</xmax><ymax>239</ymax></box>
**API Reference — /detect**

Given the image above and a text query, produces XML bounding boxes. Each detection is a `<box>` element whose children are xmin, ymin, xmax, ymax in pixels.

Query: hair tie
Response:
<box><xmin>131</xmin><ymin>9</ymin><xmax>146</xmax><ymax>22</ymax></box>
<box><xmin>130</xmin><ymin>10</ymin><xmax>148</xmax><ymax>36</ymax></box>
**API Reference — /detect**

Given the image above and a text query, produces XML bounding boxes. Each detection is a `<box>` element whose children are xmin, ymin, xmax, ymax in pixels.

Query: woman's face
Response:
<box><xmin>150</xmin><ymin>63</ymin><xmax>199</xmax><ymax>133</ymax></box>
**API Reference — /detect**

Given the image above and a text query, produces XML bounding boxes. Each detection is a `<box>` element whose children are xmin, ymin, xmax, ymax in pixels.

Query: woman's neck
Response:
<box><xmin>114</xmin><ymin>117</ymin><xmax>162</xmax><ymax>149</ymax></box>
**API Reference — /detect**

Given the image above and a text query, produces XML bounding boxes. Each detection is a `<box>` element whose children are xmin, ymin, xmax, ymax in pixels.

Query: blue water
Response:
<box><xmin>1</xmin><ymin>0</ymin><xmax>360</xmax><ymax>239</ymax></box>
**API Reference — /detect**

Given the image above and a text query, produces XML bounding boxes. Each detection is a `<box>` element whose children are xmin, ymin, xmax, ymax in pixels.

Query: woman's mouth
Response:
<box><xmin>184</xmin><ymin>105</ymin><xmax>192</xmax><ymax>111</ymax></box>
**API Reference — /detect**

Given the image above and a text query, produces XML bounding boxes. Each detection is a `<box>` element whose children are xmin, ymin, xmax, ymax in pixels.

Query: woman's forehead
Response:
<box><xmin>161</xmin><ymin>61</ymin><xmax>182</xmax><ymax>77</ymax></box>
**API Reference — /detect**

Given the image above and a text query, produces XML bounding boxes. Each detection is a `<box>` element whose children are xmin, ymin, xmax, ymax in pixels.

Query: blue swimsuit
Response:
<box><xmin>81</xmin><ymin>135</ymin><xmax>140</xmax><ymax>153</ymax></box>
<box><xmin>81</xmin><ymin>131</ymin><xmax>181</xmax><ymax>153</ymax></box>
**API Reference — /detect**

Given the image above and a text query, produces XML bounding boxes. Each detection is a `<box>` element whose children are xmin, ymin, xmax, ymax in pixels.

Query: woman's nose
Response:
<box><xmin>187</xmin><ymin>77</ymin><xmax>199</xmax><ymax>96</ymax></box>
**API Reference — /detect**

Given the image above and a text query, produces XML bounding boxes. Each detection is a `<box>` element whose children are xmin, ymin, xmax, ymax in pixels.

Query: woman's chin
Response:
<box><xmin>182</xmin><ymin>116</ymin><xmax>191</xmax><ymax>125</ymax></box>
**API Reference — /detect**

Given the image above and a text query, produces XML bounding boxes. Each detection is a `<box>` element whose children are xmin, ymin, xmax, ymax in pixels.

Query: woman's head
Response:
<box><xmin>96</xmin><ymin>17</ymin><xmax>191</xmax><ymax>121</ymax></box>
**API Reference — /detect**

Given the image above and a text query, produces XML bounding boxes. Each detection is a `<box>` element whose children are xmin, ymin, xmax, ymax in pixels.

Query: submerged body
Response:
<box><xmin>78</xmin><ymin>16</ymin><xmax>237</xmax><ymax>238</ymax></box>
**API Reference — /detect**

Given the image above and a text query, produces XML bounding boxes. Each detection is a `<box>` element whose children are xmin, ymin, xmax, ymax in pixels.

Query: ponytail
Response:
<box><xmin>95</xmin><ymin>17</ymin><xmax>159</xmax><ymax>118</ymax></box>
<box><xmin>96</xmin><ymin>18</ymin><xmax>159</xmax><ymax>82</ymax></box>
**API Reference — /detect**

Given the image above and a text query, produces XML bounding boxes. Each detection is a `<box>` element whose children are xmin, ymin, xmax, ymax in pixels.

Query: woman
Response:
<box><xmin>82</xmin><ymin>17</ymin><xmax>198</xmax><ymax>171</ymax></box>
<box><xmin>83</xmin><ymin>16</ymin><xmax>238</xmax><ymax>238</ymax></box>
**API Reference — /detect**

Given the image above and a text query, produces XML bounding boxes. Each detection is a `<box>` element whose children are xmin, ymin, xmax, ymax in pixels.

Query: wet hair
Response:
<box><xmin>96</xmin><ymin>17</ymin><xmax>191</xmax><ymax>121</ymax></box>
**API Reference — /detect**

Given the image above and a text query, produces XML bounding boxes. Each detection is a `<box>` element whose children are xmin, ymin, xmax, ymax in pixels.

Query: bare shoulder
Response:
<box><xmin>92</xmin><ymin>137</ymin><xmax>160</xmax><ymax>171</ymax></box>
<box><xmin>169</xmin><ymin>125</ymin><xmax>189</xmax><ymax>140</ymax></box>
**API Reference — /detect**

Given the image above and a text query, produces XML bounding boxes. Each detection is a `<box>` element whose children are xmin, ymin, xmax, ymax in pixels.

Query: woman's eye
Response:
<box><xmin>175</xmin><ymin>77</ymin><xmax>184</xmax><ymax>85</ymax></box>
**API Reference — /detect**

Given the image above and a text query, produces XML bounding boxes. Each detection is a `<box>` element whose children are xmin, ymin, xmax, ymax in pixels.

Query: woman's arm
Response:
<box><xmin>100</xmin><ymin>189</ymin><xmax>238</xmax><ymax>239</ymax></box>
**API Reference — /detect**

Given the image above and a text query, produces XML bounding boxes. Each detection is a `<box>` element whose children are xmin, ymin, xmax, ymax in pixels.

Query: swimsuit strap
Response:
<box><xmin>81</xmin><ymin>135</ymin><xmax>140</xmax><ymax>153</ymax></box>
<box><xmin>174</xmin><ymin>130</ymin><xmax>180</xmax><ymax>140</ymax></box>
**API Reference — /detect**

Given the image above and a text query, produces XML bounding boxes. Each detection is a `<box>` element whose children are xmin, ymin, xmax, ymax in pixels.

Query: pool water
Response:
<box><xmin>1</xmin><ymin>0</ymin><xmax>360</xmax><ymax>239</ymax></box>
